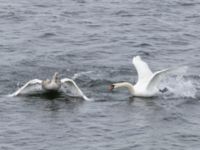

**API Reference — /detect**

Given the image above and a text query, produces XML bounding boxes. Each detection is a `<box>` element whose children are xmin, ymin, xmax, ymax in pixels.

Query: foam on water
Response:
<box><xmin>72</xmin><ymin>71</ymin><xmax>94</xmax><ymax>80</ymax></box>
<box><xmin>162</xmin><ymin>75</ymin><xmax>197</xmax><ymax>99</ymax></box>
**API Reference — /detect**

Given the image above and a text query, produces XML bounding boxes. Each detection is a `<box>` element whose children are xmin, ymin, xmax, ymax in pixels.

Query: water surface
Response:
<box><xmin>0</xmin><ymin>0</ymin><xmax>200</xmax><ymax>149</ymax></box>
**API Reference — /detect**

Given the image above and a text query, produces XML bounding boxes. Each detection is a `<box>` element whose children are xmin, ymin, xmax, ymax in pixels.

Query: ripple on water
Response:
<box><xmin>0</xmin><ymin>0</ymin><xmax>200</xmax><ymax>150</ymax></box>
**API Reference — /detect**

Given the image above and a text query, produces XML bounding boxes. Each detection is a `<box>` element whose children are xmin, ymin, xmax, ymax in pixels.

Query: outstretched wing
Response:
<box><xmin>61</xmin><ymin>78</ymin><xmax>91</xmax><ymax>101</ymax></box>
<box><xmin>9</xmin><ymin>79</ymin><xmax>42</xmax><ymax>97</ymax></box>
<box><xmin>147</xmin><ymin>66</ymin><xmax>188</xmax><ymax>90</ymax></box>
<box><xmin>146</xmin><ymin>69</ymin><xmax>170</xmax><ymax>91</ymax></box>
<box><xmin>147</xmin><ymin>66</ymin><xmax>188</xmax><ymax>91</ymax></box>
<box><xmin>132</xmin><ymin>56</ymin><xmax>153</xmax><ymax>84</ymax></box>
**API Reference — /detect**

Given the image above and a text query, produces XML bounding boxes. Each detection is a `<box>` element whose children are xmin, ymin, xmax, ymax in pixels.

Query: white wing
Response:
<box><xmin>132</xmin><ymin>56</ymin><xmax>153</xmax><ymax>84</ymax></box>
<box><xmin>146</xmin><ymin>69</ymin><xmax>170</xmax><ymax>91</ymax></box>
<box><xmin>147</xmin><ymin>66</ymin><xmax>188</xmax><ymax>91</ymax></box>
<box><xmin>61</xmin><ymin>78</ymin><xmax>91</xmax><ymax>101</ymax></box>
<box><xmin>8</xmin><ymin>79</ymin><xmax>42</xmax><ymax>97</ymax></box>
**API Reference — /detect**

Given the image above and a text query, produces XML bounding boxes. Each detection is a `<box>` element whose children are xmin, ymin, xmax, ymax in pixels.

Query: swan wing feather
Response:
<box><xmin>61</xmin><ymin>78</ymin><xmax>91</xmax><ymax>101</ymax></box>
<box><xmin>132</xmin><ymin>56</ymin><xmax>153</xmax><ymax>84</ymax></box>
<box><xmin>9</xmin><ymin>79</ymin><xmax>42</xmax><ymax>97</ymax></box>
<box><xmin>147</xmin><ymin>66</ymin><xmax>188</xmax><ymax>91</ymax></box>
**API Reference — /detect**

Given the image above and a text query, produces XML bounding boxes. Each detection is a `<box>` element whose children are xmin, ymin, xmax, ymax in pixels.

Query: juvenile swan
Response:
<box><xmin>109</xmin><ymin>56</ymin><xmax>178</xmax><ymax>97</ymax></box>
<box><xmin>9</xmin><ymin>72</ymin><xmax>91</xmax><ymax>101</ymax></box>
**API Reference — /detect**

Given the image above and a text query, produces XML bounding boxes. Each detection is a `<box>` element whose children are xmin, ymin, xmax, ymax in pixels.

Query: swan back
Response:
<box><xmin>42</xmin><ymin>72</ymin><xmax>61</xmax><ymax>91</ymax></box>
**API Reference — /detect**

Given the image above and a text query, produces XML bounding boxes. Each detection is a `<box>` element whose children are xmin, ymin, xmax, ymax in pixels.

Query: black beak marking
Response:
<box><xmin>109</xmin><ymin>84</ymin><xmax>115</xmax><ymax>91</ymax></box>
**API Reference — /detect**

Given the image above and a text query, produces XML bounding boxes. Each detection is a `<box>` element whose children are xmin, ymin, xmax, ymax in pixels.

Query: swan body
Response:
<box><xmin>110</xmin><ymin>56</ymin><xmax>174</xmax><ymax>97</ymax></box>
<box><xmin>42</xmin><ymin>72</ymin><xmax>61</xmax><ymax>91</ymax></box>
<box><xmin>9</xmin><ymin>72</ymin><xmax>91</xmax><ymax>101</ymax></box>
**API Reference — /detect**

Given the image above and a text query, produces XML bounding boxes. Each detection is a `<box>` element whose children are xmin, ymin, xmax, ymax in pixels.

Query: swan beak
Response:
<box><xmin>109</xmin><ymin>84</ymin><xmax>114</xmax><ymax>92</ymax></box>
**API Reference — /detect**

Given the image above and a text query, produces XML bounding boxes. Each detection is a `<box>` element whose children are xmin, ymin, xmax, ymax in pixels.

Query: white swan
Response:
<box><xmin>109</xmin><ymin>56</ymin><xmax>177</xmax><ymax>97</ymax></box>
<box><xmin>9</xmin><ymin>72</ymin><xmax>91</xmax><ymax>101</ymax></box>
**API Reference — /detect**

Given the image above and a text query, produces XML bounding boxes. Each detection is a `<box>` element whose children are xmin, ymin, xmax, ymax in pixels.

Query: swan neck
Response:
<box><xmin>52</xmin><ymin>73</ymin><xmax>59</xmax><ymax>82</ymax></box>
<box><xmin>114</xmin><ymin>82</ymin><xmax>134</xmax><ymax>94</ymax></box>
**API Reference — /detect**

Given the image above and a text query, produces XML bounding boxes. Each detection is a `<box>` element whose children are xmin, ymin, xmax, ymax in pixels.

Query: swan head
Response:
<box><xmin>109</xmin><ymin>84</ymin><xmax>115</xmax><ymax>91</ymax></box>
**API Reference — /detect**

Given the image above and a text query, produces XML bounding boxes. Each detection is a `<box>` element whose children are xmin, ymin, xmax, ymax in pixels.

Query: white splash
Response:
<box><xmin>72</xmin><ymin>71</ymin><xmax>94</xmax><ymax>80</ymax></box>
<box><xmin>162</xmin><ymin>75</ymin><xmax>197</xmax><ymax>99</ymax></box>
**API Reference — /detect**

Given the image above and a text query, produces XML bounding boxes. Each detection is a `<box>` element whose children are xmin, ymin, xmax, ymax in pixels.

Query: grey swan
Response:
<box><xmin>9</xmin><ymin>72</ymin><xmax>91</xmax><ymax>101</ymax></box>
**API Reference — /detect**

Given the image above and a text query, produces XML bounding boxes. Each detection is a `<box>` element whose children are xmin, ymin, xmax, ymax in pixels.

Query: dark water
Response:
<box><xmin>0</xmin><ymin>0</ymin><xmax>200</xmax><ymax>149</ymax></box>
